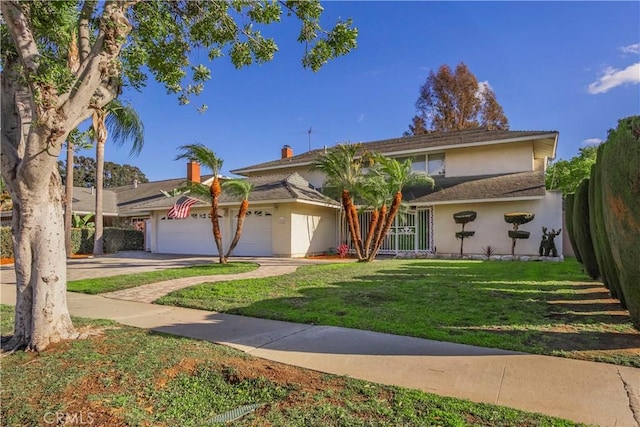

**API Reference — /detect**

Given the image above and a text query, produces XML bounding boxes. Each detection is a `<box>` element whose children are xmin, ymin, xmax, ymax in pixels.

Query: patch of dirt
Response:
<box><xmin>155</xmin><ymin>357</ymin><xmax>203</xmax><ymax>389</ymax></box>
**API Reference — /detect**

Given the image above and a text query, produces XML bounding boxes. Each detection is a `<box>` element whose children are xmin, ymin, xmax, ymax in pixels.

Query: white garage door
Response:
<box><xmin>156</xmin><ymin>210</ymin><xmax>221</xmax><ymax>255</ymax></box>
<box><xmin>231</xmin><ymin>209</ymin><xmax>273</xmax><ymax>256</ymax></box>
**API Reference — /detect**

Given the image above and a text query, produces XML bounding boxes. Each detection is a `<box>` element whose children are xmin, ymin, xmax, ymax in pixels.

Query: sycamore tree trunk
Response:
<box><xmin>64</xmin><ymin>141</ymin><xmax>74</xmax><ymax>257</ymax></box>
<box><xmin>225</xmin><ymin>200</ymin><xmax>249</xmax><ymax>260</ymax></box>
<box><xmin>0</xmin><ymin>1</ymin><xmax>133</xmax><ymax>351</ymax></box>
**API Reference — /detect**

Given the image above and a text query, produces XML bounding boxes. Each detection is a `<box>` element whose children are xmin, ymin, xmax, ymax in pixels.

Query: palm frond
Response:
<box><xmin>175</xmin><ymin>143</ymin><xmax>223</xmax><ymax>175</ymax></box>
<box><xmin>177</xmin><ymin>182</ymin><xmax>212</xmax><ymax>201</ymax></box>
<box><xmin>222</xmin><ymin>179</ymin><xmax>254</xmax><ymax>199</ymax></box>
<box><xmin>104</xmin><ymin>99</ymin><xmax>145</xmax><ymax>157</ymax></box>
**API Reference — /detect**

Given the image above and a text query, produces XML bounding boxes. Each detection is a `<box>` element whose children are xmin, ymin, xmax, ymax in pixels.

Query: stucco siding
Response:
<box><xmin>433</xmin><ymin>192</ymin><xmax>563</xmax><ymax>256</ymax></box>
<box><xmin>290</xmin><ymin>204</ymin><xmax>338</xmax><ymax>257</ymax></box>
<box><xmin>445</xmin><ymin>141</ymin><xmax>534</xmax><ymax>177</ymax></box>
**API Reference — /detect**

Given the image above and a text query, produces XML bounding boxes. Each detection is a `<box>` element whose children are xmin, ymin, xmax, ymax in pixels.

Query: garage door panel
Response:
<box><xmin>231</xmin><ymin>209</ymin><xmax>272</xmax><ymax>256</ymax></box>
<box><xmin>157</xmin><ymin>212</ymin><xmax>221</xmax><ymax>255</ymax></box>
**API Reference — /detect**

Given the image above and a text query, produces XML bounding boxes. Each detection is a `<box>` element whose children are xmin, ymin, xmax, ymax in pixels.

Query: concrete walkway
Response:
<box><xmin>1</xmin><ymin>253</ymin><xmax>639</xmax><ymax>426</ymax></box>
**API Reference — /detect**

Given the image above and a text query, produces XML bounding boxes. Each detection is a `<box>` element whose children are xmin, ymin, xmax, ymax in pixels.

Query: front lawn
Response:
<box><xmin>157</xmin><ymin>259</ymin><xmax>639</xmax><ymax>367</ymax></box>
<box><xmin>67</xmin><ymin>262</ymin><xmax>258</xmax><ymax>294</ymax></box>
<box><xmin>0</xmin><ymin>305</ymin><xmax>582</xmax><ymax>426</ymax></box>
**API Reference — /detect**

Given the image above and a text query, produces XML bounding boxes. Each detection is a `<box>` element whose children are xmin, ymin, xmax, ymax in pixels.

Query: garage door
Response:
<box><xmin>231</xmin><ymin>209</ymin><xmax>273</xmax><ymax>256</ymax></box>
<box><xmin>156</xmin><ymin>210</ymin><xmax>221</xmax><ymax>255</ymax></box>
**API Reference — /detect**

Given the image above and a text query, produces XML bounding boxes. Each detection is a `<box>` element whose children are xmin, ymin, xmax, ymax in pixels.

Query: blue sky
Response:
<box><xmin>71</xmin><ymin>1</ymin><xmax>640</xmax><ymax>182</ymax></box>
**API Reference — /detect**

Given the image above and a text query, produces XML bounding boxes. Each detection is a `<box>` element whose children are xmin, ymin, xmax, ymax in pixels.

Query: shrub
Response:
<box><xmin>564</xmin><ymin>193</ymin><xmax>582</xmax><ymax>263</ymax></box>
<box><xmin>504</xmin><ymin>212</ymin><xmax>534</xmax><ymax>256</ymax></box>
<box><xmin>600</xmin><ymin>116</ymin><xmax>640</xmax><ymax>328</ymax></box>
<box><xmin>71</xmin><ymin>227</ymin><xmax>95</xmax><ymax>254</ymax></box>
<box><xmin>337</xmin><ymin>243</ymin><xmax>349</xmax><ymax>258</ymax></box>
<box><xmin>453</xmin><ymin>211</ymin><xmax>476</xmax><ymax>256</ymax></box>
<box><xmin>104</xmin><ymin>227</ymin><xmax>144</xmax><ymax>253</ymax></box>
<box><xmin>1</xmin><ymin>227</ymin><xmax>13</xmax><ymax>259</ymax></box>
<box><xmin>589</xmin><ymin>159</ymin><xmax>624</xmax><ymax>305</ymax></box>
<box><xmin>572</xmin><ymin>179</ymin><xmax>599</xmax><ymax>279</ymax></box>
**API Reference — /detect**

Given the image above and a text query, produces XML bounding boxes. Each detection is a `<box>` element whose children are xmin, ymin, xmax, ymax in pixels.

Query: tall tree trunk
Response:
<box><xmin>362</xmin><ymin>208</ymin><xmax>379</xmax><ymax>258</ymax></box>
<box><xmin>342</xmin><ymin>190</ymin><xmax>364</xmax><ymax>260</ymax></box>
<box><xmin>369</xmin><ymin>193</ymin><xmax>402</xmax><ymax>261</ymax></box>
<box><xmin>92</xmin><ymin>109</ymin><xmax>107</xmax><ymax>256</ymax></box>
<box><xmin>225</xmin><ymin>200</ymin><xmax>249</xmax><ymax>260</ymax></box>
<box><xmin>8</xmin><ymin>181</ymin><xmax>77</xmax><ymax>351</ymax></box>
<box><xmin>210</xmin><ymin>177</ymin><xmax>225</xmax><ymax>263</ymax></box>
<box><xmin>64</xmin><ymin>141</ymin><xmax>74</xmax><ymax>257</ymax></box>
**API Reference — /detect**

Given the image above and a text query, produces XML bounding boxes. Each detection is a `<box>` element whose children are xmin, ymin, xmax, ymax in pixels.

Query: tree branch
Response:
<box><xmin>0</xmin><ymin>2</ymin><xmax>41</xmax><ymax>79</ymax></box>
<box><xmin>78</xmin><ymin>0</ymin><xmax>97</xmax><ymax>62</ymax></box>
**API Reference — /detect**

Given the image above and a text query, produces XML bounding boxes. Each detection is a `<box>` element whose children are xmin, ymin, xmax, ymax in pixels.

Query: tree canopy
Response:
<box><xmin>0</xmin><ymin>0</ymin><xmax>357</xmax><ymax>352</ymax></box>
<box><xmin>545</xmin><ymin>145</ymin><xmax>598</xmax><ymax>194</ymax></box>
<box><xmin>58</xmin><ymin>156</ymin><xmax>149</xmax><ymax>188</ymax></box>
<box><xmin>405</xmin><ymin>62</ymin><xmax>509</xmax><ymax>135</ymax></box>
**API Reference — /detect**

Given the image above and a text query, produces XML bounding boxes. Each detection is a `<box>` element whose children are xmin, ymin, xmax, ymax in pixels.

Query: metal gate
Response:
<box><xmin>341</xmin><ymin>207</ymin><xmax>433</xmax><ymax>255</ymax></box>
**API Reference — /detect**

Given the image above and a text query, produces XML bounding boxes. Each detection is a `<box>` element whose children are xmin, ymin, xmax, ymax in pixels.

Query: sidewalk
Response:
<box><xmin>1</xmin><ymin>255</ymin><xmax>639</xmax><ymax>426</ymax></box>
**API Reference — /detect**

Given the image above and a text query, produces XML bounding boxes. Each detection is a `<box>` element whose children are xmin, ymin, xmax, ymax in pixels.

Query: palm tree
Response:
<box><xmin>222</xmin><ymin>179</ymin><xmax>254</xmax><ymax>260</ymax></box>
<box><xmin>91</xmin><ymin>99</ymin><xmax>145</xmax><ymax>255</ymax></box>
<box><xmin>367</xmin><ymin>155</ymin><xmax>434</xmax><ymax>261</ymax></box>
<box><xmin>175</xmin><ymin>144</ymin><xmax>226</xmax><ymax>263</ymax></box>
<box><xmin>311</xmin><ymin>144</ymin><xmax>368</xmax><ymax>260</ymax></box>
<box><xmin>63</xmin><ymin>129</ymin><xmax>91</xmax><ymax>257</ymax></box>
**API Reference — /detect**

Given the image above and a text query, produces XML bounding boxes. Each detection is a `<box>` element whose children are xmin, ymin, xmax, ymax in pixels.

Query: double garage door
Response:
<box><xmin>156</xmin><ymin>209</ymin><xmax>273</xmax><ymax>256</ymax></box>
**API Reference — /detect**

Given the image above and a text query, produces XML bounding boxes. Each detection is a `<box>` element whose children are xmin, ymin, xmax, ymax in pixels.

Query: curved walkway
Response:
<box><xmin>102</xmin><ymin>264</ymin><xmax>299</xmax><ymax>303</ymax></box>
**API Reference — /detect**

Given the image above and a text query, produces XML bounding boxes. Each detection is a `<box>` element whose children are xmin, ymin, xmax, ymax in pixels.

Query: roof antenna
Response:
<box><xmin>308</xmin><ymin>127</ymin><xmax>312</xmax><ymax>152</ymax></box>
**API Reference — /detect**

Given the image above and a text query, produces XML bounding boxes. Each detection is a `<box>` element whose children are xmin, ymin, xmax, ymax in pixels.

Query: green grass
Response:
<box><xmin>67</xmin><ymin>262</ymin><xmax>258</xmax><ymax>294</ymax></box>
<box><xmin>157</xmin><ymin>258</ymin><xmax>639</xmax><ymax>367</ymax></box>
<box><xmin>1</xmin><ymin>305</ymin><xmax>583</xmax><ymax>426</ymax></box>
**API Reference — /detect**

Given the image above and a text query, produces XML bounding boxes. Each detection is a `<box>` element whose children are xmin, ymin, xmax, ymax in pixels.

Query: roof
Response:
<box><xmin>404</xmin><ymin>171</ymin><xmax>546</xmax><ymax>205</ymax></box>
<box><xmin>71</xmin><ymin>187</ymin><xmax>119</xmax><ymax>215</ymax></box>
<box><xmin>125</xmin><ymin>172</ymin><xmax>340</xmax><ymax>212</ymax></box>
<box><xmin>231</xmin><ymin>128</ymin><xmax>558</xmax><ymax>175</ymax></box>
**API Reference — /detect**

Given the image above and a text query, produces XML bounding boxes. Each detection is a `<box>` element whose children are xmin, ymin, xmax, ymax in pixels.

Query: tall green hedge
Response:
<box><xmin>572</xmin><ymin>179</ymin><xmax>600</xmax><ymax>279</ymax></box>
<box><xmin>1</xmin><ymin>227</ymin><xmax>13</xmax><ymax>258</ymax></box>
<box><xmin>588</xmin><ymin>161</ymin><xmax>624</xmax><ymax>305</ymax></box>
<box><xmin>564</xmin><ymin>193</ymin><xmax>581</xmax><ymax>263</ymax></box>
<box><xmin>600</xmin><ymin>116</ymin><xmax>640</xmax><ymax>328</ymax></box>
<box><xmin>103</xmin><ymin>227</ymin><xmax>144</xmax><ymax>253</ymax></box>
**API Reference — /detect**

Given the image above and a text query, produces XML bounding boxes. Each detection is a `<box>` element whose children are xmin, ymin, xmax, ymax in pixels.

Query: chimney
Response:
<box><xmin>281</xmin><ymin>145</ymin><xmax>293</xmax><ymax>159</ymax></box>
<box><xmin>187</xmin><ymin>161</ymin><xmax>201</xmax><ymax>183</ymax></box>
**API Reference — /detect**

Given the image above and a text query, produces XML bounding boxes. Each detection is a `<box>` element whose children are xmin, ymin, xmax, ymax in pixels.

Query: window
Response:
<box><xmin>428</xmin><ymin>153</ymin><xmax>445</xmax><ymax>176</ymax></box>
<box><xmin>396</xmin><ymin>155</ymin><xmax>427</xmax><ymax>173</ymax></box>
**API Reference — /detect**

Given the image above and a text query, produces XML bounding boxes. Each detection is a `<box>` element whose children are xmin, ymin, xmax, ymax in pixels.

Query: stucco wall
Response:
<box><xmin>433</xmin><ymin>192</ymin><xmax>563</xmax><ymax>256</ymax></box>
<box><xmin>445</xmin><ymin>141</ymin><xmax>534</xmax><ymax>177</ymax></box>
<box><xmin>271</xmin><ymin>204</ymin><xmax>293</xmax><ymax>256</ymax></box>
<box><xmin>289</xmin><ymin>204</ymin><xmax>338</xmax><ymax>257</ymax></box>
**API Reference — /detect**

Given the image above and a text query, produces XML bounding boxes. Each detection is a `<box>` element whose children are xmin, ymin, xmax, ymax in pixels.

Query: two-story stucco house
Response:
<box><xmin>140</xmin><ymin>128</ymin><xmax>563</xmax><ymax>258</ymax></box>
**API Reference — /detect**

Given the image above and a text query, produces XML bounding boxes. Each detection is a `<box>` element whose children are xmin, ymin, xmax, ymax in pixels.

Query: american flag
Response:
<box><xmin>167</xmin><ymin>196</ymin><xmax>199</xmax><ymax>219</ymax></box>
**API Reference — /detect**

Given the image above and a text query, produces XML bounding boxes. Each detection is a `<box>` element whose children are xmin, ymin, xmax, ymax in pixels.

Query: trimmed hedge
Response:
<box><xmin>103</xmin><ymin>227</ymin><xmax>144</xmax><ymax>253</ymax></box>
<box><xmin>1</xmin><ymin>227</ymin><xmax>13</xmax><ymax>258</ymax></box>
<box><xmin>564</xmin><ymin>193</ymin><xmax>582</xmax><ymax>263</ymax></box>
<box><xmin>589</xmin><ymin>158</ymin><xmax>624</xmax><ymax>305</ymax></box>
<box><xmin>1</xmin><ymin>227</ymin><xmax>144</xmax><ymax>258</ymax></box>
<box><xmin>572</xmin><ymin>179</ymin><xmax>600</xmax><ymax>279</ymax></box>
<box><xmin>600</xmin><ymin>116</ymin><xmax>640</xmax><ymax>328</ymax></box>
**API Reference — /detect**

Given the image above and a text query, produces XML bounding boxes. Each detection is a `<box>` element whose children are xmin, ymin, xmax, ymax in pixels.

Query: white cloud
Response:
<box><xmin>587</xmin><ymin>62</ymin><xmax>640</xmax><ymax>94</ymax></box>
<box><xmin>582</xmin><ymin>138</ymin><xmax>603</xmax><ymax>145</ymax></box>
<box><xmin>620</xmin><ymin>43</ymin><xmax>640</xmax><ymax>55</ymax></box>
<box><xmin>357</xmin><ymin>113</ymin><xmax>366</xmax><ymax>123</ymax></box>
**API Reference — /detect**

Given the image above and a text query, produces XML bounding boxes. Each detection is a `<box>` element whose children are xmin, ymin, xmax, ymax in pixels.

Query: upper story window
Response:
<box><xmin>428</xmin><ymin>153</ymin><xmax>445</xmax><ymax>176</ymax></box>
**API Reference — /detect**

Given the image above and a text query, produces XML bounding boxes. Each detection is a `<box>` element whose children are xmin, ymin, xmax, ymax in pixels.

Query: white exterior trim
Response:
<box><xmin>412</xmin><ymin>195</ymin><xmax>545</xmax><ymax>207</ymax></box>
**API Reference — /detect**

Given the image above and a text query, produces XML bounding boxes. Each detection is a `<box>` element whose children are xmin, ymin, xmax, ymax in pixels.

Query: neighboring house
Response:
<box><xmin>1</xmin><ymin>129</ymin><xmax>564</xmax><ymax>258</ymax></box>
<box><xmin>138</xmin><ymin>164</ymin><xmax>340</xmax><ymax>257</ymax></box>
<box><xmin>225</xmin><ymin>128</ymin><xmax>563</xmax><ymax>258</ymax></box>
